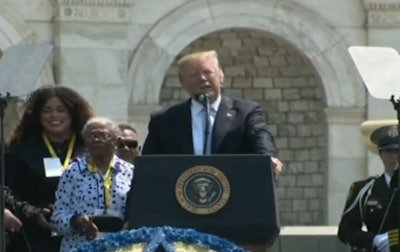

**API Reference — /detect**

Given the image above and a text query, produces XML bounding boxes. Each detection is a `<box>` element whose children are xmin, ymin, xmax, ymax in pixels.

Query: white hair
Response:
<box><xmin>81</xmin><ymin>117</ymin><xmax>121</xmax><ymax>138</ymax></box>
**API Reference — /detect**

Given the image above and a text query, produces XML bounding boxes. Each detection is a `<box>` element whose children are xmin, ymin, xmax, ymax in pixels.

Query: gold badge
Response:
<box><xmin>175</xmin><ymin>165</ymin><xmax>230</xmax><ymax>215</ymax></box>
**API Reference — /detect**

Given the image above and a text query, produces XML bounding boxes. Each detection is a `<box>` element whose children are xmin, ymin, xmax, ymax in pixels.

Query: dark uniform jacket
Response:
<box><xmin>338</xmin><ymin>174</ymin><xmax>400</xmax><ymax>252</ymax></box>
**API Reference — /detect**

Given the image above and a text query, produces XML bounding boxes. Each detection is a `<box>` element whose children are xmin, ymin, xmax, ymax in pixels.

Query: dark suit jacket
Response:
<box><xmin>142</xmin><ymin>96</ymin><xmax>277</xmax><ymax>157</ymax></box>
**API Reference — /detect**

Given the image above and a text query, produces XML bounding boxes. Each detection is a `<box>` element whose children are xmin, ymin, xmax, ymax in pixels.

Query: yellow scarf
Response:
<box><xmin>88</xmin><ymin>157</ymin><xmax>115</xmax><ymax>208</ymax></box>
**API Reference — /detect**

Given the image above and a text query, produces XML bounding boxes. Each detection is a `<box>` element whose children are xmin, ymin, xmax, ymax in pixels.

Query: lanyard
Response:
<box><xmin>42</xmin><ymin>132</ymin><xmax>76</xmax><ymax>171</ymax></box>
<box><xmin>88</xmin><ymin>157</ymin><xmax>115</xmax><ymax>208</ymax></box>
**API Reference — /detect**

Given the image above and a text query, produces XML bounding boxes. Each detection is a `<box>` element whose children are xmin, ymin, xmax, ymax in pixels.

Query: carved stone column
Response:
<box><xmin>324</xmin><ymin>108</ymin><xmax>366</xmax><ymax>225</ymax></box>
<box><xmin>53</xmin><ymin>0</ymin><xmax>134</xmax><ymax>121</ymax></box>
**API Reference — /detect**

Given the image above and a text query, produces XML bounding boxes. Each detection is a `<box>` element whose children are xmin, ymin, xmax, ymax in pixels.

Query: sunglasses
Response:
<box><xmin>118</xmin><ymin>140</ymin><xmax>138</xmax><ymax>149</ymax></box>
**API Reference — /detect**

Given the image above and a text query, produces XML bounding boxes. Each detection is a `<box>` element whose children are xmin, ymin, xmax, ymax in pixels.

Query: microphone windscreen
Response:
<box><xmin>194</xmin><ymin>92</ymin><xmax>210</xmax><ymax>104</ymax></box>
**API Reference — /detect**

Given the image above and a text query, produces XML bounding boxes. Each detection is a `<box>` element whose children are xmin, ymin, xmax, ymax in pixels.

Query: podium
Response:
<box><xmin>127</xmin><ymin>154</ymin><xmax>280</xmax><ymax>250</ymax></box>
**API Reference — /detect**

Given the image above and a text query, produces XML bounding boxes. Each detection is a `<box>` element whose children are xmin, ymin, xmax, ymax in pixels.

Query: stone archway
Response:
<box><xmin>0</xmin><ymin>3</ymin><xmax>32</xmax><ymax>47</ymax></box>
<box><xmin>0</xmin><ymin>2</ymin><xmax>55</xmax><ymax>136</ymax></box>
<box><xmin>0</xmin><ymin>2</ymin><xmax>54</xmax><ymax>85</ymax></box>
<box><xmin>127</xmin><ymin>0</ymin><xmax>367</xmax><ymax>225</ymax></box>
<box><xmin>127</xmin><ymin>0</ymin><xmax>365</xmax><ymax>108</ymax></box>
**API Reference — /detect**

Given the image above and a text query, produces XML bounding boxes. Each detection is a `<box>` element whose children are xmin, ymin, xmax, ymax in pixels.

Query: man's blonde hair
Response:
<box><xmin>177</xmin><ymin>50</ymin><xmax>221</xmax><ymax>80</ymax></box>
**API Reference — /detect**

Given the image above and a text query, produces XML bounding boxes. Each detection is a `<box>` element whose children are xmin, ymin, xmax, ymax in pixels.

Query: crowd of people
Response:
<box><xmin>2</xmin><ymin>49</ymin><xmax>399</xmax><ymax>252</ymax></box>
<box><xmin>4</xmin><ymin>48</ymin><xmax>400</xmax><ymax>252</ymax></box>
<box><xmin>3</xmin><ymin>49</ymin><xmax>283</xmax><ymax>252</ymax></box>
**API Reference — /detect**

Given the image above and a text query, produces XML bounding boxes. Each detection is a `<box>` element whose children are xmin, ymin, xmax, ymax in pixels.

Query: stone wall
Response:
<box><xmin>160</xmin><ymin>28</ymin><xmax>327</xmax><ymax>225</ymax></box>
<box><xmin>0</xmin><ymin>0</ymin><xmax>376</xmax><ymax>225</ymax></box>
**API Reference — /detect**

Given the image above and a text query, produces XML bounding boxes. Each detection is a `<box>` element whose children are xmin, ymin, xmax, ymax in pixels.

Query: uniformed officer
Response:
<box><xmin>338</xmin><ymin>120</ymin><xmax>400</xmax><ymax>252</ymax></box>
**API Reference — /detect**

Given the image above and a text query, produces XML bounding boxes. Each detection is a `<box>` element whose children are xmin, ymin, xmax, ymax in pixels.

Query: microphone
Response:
<box><xmin>194</xmin><ymin>91</ymin><xmax>210</xmax><ymax>106</ymax></box>
<box><xmin>194</xmin><ymin>91</ymin><xmax>211</xmax><ymax>155</ymax></box>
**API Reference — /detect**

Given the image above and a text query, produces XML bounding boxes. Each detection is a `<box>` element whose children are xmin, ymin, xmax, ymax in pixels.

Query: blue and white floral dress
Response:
<box><xmin>51</xmin><ymin>154</ymin><xmax>133</xmax><ymax>252</ymax></box>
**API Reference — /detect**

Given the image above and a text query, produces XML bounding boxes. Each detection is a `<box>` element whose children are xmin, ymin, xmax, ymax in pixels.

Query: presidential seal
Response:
<box><xmin>175</xmin><ymin>165</ymin><xmax>230</xmax><ymax>215</ymax></box>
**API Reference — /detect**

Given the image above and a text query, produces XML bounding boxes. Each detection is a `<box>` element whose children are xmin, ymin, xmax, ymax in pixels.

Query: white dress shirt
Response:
<box><xmin>384</xmin><ymin>172</ymin><xmax>392</xmax><ymax>188</ymax></box>
<box><xmin>191</xmin><ymin>95</ymin><xmax>221</xmax><ymax>155</ymax></box>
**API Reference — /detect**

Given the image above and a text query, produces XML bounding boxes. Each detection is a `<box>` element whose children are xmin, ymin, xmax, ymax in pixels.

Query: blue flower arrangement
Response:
<box><xmin>71</xmin><ymin>226</ymin><xmax>248</xmax><ymax>252</ymax></box>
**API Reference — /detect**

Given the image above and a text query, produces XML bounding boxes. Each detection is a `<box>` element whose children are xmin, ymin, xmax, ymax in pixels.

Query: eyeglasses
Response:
<box><xmin>118</xmin><ymin>140</ymin><xmax>138</xmax><ymax>149</ymax></box>
<box><xmin>87</xmin><ymin>131</ymin><xmax>113</xmax><ymax>141</ymax></box>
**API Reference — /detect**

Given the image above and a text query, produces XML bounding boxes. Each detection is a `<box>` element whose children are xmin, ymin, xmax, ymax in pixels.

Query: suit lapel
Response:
<box><xmin>179</xmin><ymin>100</ymin><xmax>194</xmax><ymax>154</ymax></box>
<box><xmin>212</xmin><ymin>96</ymin><xmax>236</xmax><ymax>153</ymax></box>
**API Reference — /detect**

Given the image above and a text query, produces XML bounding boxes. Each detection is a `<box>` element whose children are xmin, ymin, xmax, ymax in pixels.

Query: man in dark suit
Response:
<box><xmin>142</xmin><ymin>50</ymin><xmax>283</xmax><ymax>177</ymax></box>
<box><xmin>116</xmin><ymin>123</ymin><xmax>141</xmax><ymax>164</ymax></box>
<box><xmin>338</xmin><ymin>120</ymin><xmax>400</xmax><ymax>252</ymax></box>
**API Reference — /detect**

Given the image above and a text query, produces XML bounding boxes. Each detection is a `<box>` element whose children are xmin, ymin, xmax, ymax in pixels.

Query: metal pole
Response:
<box><xmin>0</xmin><ymin>93</ymin><xmax>10</xmax><ymax>252</ymax></box>
<box><xmin>390</xmin><ymin>95</ymin><xmax>400</xmax><ymax>231</ymax></box>
<box><xmin>203</xmin><ymin>95</ymin><xmax>210</xmax><ymax>155</ymax></box>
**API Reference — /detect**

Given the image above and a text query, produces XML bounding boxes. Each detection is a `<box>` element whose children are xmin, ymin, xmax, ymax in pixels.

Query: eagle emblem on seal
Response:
<box><xmin>175</xmin><ymin>165</ymin><xmax>230</xmax><ymax>215</ymax></box>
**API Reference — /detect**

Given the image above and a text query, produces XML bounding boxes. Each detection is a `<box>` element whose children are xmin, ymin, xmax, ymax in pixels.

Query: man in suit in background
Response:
<box><xmin>116</xmin><ymin>123</ymin><xmax>141</xmax><ymax>165</ymax></box>
<box><xmin>142</xmin><ymin>49</ymin><xmax>283</xmax><ymax>177</ymax></box>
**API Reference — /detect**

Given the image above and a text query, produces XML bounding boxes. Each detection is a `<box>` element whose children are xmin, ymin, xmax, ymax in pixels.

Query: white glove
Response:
<box><xmin>373</xmin><ymin>232</ymin><xmax>390</xmax><ymax>252</ymax></box>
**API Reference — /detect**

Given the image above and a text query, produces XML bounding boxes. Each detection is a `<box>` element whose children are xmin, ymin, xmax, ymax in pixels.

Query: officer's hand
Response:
<box><xmin>373</xmin><ymin>232</ymin><xmax>390</xmax><ymax>252</ymax></box>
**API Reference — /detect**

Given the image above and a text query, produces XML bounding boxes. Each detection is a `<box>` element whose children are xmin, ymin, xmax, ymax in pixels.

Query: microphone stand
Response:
<box><xmin>202</xmin><ymin>95</ymin><xmax>211</xmax><ymax>155</ymax></box>
<box><xmin>390</xmin><ymin>95</ymin><xmax>400</xmax><ymax>230</ymax></box>
<box><xmin>0</xmin><ymin>92</ymin><xmax>10</xmax><ymax>252</ymax></box>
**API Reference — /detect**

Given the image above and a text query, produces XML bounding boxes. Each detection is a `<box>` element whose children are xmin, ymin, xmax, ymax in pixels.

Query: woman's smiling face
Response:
<box><xmin>40</xmin><ymin>95</ymin><xmax>72</xmax><ymax>138</ymax></box>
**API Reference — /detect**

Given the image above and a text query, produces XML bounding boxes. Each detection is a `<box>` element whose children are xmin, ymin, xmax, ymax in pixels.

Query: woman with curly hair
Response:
<box><xmin>5</xmin><ymin>85</ymin><xmax>94</xmax><ymax>252</ymax></box>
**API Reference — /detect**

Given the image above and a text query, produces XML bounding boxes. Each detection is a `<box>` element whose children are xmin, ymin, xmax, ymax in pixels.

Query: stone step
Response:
<box><xmin>269</xmin><ymin>226</ymin><xmax>349</xmax><ymax>252</ymax></box>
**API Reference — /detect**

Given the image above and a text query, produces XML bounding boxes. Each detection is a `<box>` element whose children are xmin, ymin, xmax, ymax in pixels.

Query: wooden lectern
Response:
<box><xmin>127</xmin><ymin>154</ymin><xmax>280</xmax><ymax>251</ymax></box>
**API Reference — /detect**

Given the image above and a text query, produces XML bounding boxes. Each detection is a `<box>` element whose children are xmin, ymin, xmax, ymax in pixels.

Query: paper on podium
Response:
<box><xmin>0</xmin><ymin>43</ymin><xmax>53</xmax><ymax>100</ymax></box>
<box><xmin>348</xmin><ymin>46</ymin><xmax>400</xmax><ymax>99</ymax></box>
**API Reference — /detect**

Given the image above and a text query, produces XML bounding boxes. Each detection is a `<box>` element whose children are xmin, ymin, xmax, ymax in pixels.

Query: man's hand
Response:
<box><xmin>4</xmin><ymin>209</ymin><xmax>22</xmax><ymax>232</ymax></box>
<box><xmin>271</xmin><ymin>157</ymin><xmax>283</xmax><ymax>179</ymax></box>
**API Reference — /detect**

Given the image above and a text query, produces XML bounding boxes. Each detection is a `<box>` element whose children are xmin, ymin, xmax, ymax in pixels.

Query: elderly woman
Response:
<box><xmin>51</xmin><ymin>117</ymin><xmax>134</xmax><ymax>252</ymax></box>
